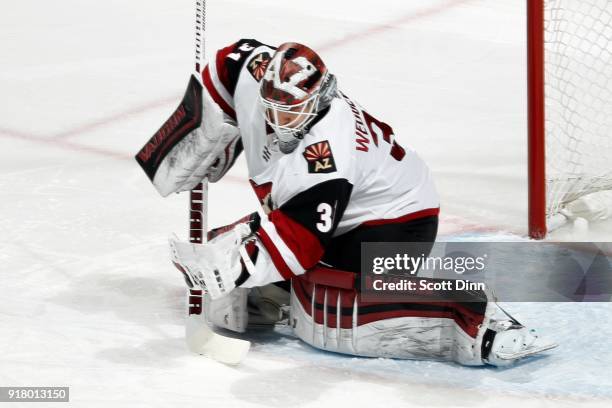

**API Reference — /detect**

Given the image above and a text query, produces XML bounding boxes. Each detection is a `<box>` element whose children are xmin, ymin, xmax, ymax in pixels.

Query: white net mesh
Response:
<box><xmin>544</xmin><ymin>0</ymin><xmax>612</xmax><ymax>221</ymax></box>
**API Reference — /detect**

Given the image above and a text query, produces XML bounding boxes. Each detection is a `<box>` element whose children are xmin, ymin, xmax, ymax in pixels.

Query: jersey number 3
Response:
<box><xmin>317</xmin><ymin>203</ymin><xmax>333</xmax><ymax>233</ymax></box>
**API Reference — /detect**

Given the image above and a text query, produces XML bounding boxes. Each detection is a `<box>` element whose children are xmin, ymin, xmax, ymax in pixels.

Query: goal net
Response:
<box><xmin>529</xmin><ymin>0</ymin><xmax>612</xmax><ymax>238</ymax></box>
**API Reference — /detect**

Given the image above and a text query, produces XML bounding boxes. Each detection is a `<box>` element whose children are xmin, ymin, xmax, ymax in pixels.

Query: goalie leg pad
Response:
<box><xmin>203</xmin><ymin>288</ymin><xmax>249</xmax><ymax>333</ymax></box>
<box><xmin>289</xmin><ymin>275</ymin><xmax>497</xmax><ymax>365</ymax></box>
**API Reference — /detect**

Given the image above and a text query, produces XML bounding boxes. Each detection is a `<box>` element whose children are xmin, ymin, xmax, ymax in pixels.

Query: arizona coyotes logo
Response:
<box><xmin>303</xmin><ymin>141</ymin><xmax>337</xmax><ymax>174</ymax></box>
<box><xmin>248</xmin><ymin>52</ymin><xmax>271</xmax><ymax>81</ymax></box>
<box><xmin>264</xmin><ymin>50</ymin><xmax>317</xmax><ymax>99</ymax></box>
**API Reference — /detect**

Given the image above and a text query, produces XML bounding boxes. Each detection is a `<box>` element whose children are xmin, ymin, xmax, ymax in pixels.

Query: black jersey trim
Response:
<box><xmin>279</xmin><ymin>178</ymin><xmax>353</xmax><ymax>246</ymax></box>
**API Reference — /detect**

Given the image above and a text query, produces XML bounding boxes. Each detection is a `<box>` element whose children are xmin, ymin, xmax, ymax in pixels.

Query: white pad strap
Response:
<box><xmin>237</xmin><ymin>238</ymin><xmax>285</xmax><ymax>288</ymax></box>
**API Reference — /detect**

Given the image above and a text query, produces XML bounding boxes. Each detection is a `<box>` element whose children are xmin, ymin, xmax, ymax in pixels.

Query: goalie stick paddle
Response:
<box><xmin>185</xmin><ymin>0</ymin><xmax>250</xmax><ymax>365</ymax></box>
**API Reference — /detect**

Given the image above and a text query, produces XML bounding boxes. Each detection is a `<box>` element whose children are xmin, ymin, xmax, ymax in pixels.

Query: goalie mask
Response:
<box><xmin>260</xmin><ymin>42</ymin><xmax>337</xmax><ymax>154</ymax></box>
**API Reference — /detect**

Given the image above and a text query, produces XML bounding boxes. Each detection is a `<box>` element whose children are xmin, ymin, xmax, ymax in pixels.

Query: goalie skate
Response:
<box><xmin>484</xmin><ymin>320</ymin><xmax>558</xmax><ymax>366</ymax></box>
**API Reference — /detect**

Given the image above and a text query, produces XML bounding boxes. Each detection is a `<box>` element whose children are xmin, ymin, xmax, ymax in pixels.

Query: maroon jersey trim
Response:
<box><xmin>361</xmin><ymin>207</ymin><xmax>440</xmax><ymax>227</ymax></box>
<box><xmin>202</xmin><ymin>65</ymin><xmax>237</xmax><ymax>120</ymax></box>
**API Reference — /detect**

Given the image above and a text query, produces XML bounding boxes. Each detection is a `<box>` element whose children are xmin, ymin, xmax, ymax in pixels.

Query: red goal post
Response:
<box><xmin>528</xmin><ymin>0</ymin><xmax>547</xmax><ymax>239</ymax></box>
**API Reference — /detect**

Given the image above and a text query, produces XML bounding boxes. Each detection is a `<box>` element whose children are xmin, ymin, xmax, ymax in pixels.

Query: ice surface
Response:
<box><xmin>1</xmin><ymin>0</ymin><xmax>611</xmax><ymax>407</ymax></box>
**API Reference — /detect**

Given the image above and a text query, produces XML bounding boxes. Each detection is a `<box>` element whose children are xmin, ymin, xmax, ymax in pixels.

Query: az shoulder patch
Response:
<box><xmin>303</xmin><ymin>141</ymin><xmax>337</xmax><ymax>174</ymax></box>
<box><xmin>247</xmin><ymin>52</ymin><xmax>272</xmax><ymax>82</ymax></box>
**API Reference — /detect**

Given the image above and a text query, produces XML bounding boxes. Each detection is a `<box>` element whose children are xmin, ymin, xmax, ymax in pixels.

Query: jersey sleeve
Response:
<box><xmin>238</xmin><ymin>177</ymin><xmax>353</xmax><ymax>288</ymax></box>
<box><xmin>256</xmin><ymin>177</ymin><xmax>353</xmax><ymax>279</ymax></box>
<box><xmin>201</xmin><ymin>39</ymin><xmax>272</xmax><ymax>122</ymax></box>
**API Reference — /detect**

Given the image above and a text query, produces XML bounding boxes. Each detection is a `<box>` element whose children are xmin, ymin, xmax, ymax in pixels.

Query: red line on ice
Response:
<box><xmin>317</xmin><ymin>0</ymin><xmax>473</xmax><ymax>52</ymax></box>
<box><xmin>52</xmin><ymin>95</ymin><xmax>180</xmax><ymax>140</ymax></box>
<box><xmin>0</xmin><ymin>0</ymin><xmax>494</xmax><ymax>234</ymax></box>
<box><xmin>7</xmin><ymin>0</ymin><xmax>472</xmax><ymax>147</ymax></box>
<box><xmin>0</xmin><ymin>126</ymin><xmax>132</xmax><ymax>161</ymax></box>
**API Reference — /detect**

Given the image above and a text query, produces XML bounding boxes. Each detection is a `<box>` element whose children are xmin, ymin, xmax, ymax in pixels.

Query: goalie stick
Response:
<box><xmin>184</xmin><ymin>0</ymin><xmax>250</xmax><ymax>365</ymax></box>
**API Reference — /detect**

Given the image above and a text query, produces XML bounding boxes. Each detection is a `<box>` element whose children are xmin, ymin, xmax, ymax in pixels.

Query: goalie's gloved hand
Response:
<box><xmin>169</xmin><ymin>224</ymin><xmax>253</xmax><ymax>299</ymax></box>
<box><xmin>205</xmin><ymin>136</ymin><xmax>243</xmax><ymax>183</ymax></box>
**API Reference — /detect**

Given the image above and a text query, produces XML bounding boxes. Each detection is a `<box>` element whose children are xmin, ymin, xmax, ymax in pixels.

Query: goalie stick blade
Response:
<box><xmin>185</xmin><ymin>315</ymin><xmax>251</xmax><ymax>365</ymax></box>
<box><xmin>194</xmin><ymin>331</ymin><xmax>251</xmax><ymax>366</ymax></box>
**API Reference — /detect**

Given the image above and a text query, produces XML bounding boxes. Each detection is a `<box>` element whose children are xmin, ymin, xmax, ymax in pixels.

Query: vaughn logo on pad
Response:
<box><xmin>303</xmin><ymin>141</ymin><xmax>337</xmax><ymax>174</ymax></box>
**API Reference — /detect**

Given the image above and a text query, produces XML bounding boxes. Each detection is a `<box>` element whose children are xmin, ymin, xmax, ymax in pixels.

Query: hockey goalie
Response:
<box><xmin>135</xmin><ymin>39</ymin><xmax>556</xmax><ymax>366</ymax></box>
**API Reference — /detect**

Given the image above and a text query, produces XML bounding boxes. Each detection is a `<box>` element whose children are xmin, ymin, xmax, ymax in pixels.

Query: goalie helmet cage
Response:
<box><xmin>528</xmin><ymin>0</ymin><xmax>612</xmax><ymax>239</ymax></box>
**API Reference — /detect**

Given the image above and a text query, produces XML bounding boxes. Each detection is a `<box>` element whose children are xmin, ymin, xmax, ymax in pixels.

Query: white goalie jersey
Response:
<box><xmin>200</xmin><ymin>39</ymin><xmax>439</xmax><ymax>286</ymax></box>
